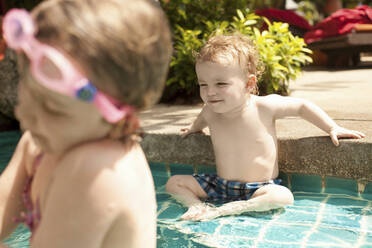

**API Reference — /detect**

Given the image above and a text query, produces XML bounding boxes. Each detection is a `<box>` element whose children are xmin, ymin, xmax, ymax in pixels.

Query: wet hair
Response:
<box><xmin>196</xmin><ymin>34</ymin><xmax>263</xmax><ymax>94</ymax></box>
<box><xmin>31</xmin><ymin>0</ymin><xmax>172</xmax><ymax>110</ymax></box>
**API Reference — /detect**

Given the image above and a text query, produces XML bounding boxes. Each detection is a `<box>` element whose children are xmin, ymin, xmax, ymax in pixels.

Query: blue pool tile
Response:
<box><xmin>293</xmin><ymin>192</ymin><xmax>326</xmax><ymax>198</ymax></box>
<box><xmin>278</xmin><ymin>172</ymin><xmax>289</xmax><ymax>188</ymax></box>
<box><xmin>169</xmin><ymin>163</ymin><xmax>194</xmax><ymax>175</ymax></box>
<box><xmin>157</xmin><ymin>227</ymin><xmax>209</xmax><ymax>248</ymax></box>
<box><xmin>150</xmin><ymin>162</ymin><xmax>167</xmax><ymax>172</ymax></box>
<box><xmin>157</xmin><ymin>201</ymin><xmax>185</xmax><ymax>220</ymax></box>
<box><xmin>218</xmin><ymin>238</ymin><xmax>255</xmax><ymax>248</ymax></box>
<box><xmin>326</xmin><ymin>196</ymin><xmax>368</xmax><ymax>207</ymax></box>
<box><xmin>195</xmin><ymin>164</ymin><xmax>216</xmax><ymax>174</ymax></box>
<box><xmin>218</xmin><ymin>222</ymin><xmax>261</xmax><ymax>237</ymax></box>
<box><xmin>324</xmin><ymin>177</ymin><xmax>359</xmax><ymax>196</ymax></box>
<box><xmin>324</xmin><ymin>197</ymin><xmax>368</xmax><ymax>216</ymax></box>
<box><xmin>285</xmin><ymin>204</ymin><xmax>319</xmax><ymax>214</ymax></box>
<box><xmin>182</xmin><ymin>221</ymin><xmax>220</xmax><ymax>235</ymax></box>
<box><xmin>153</xmin><ymin>175</ymin><xmax>169</xmax><ymax>190</ymax></box>
<box><xmin>365</xmin><ymin>229</ymin><xmax>372</xmax><ymax>243</ymax></box>
<box><xmin>321</xmin><ymin>213</ymin><xmax>362</xmax><ymax>230</ymax></box>
<box><xmin>292</xmin><ymin>195</ymin><xmax>326</xmax><ymax>212</ymax></box>
<box><xmin>291</xmin><ymin>174</ymin><xmax>322</xmax><ymax>193</ymax></box>
<box><xmin>309</xmin><ymin>227</ymin><xmax>359</xmax><ymax>246</ymax></box>
<box><xmin>0</xmin><ymin>131</ymin><xmax>21</xmax><ymax>174</ymax></box>
<box><xmin>277</xmin><ymin>210</ymin><xmax>317</xmax><ymax>224</ymax></box>
<box><xmin>186</xmin><ymin>240</ymin><xmax>211</xmax><ymax>248</ymax></box>
<box><xmin>193</xmin><ymin>235</ymin><xmax>255</xmax><ymax>248</ymax></box>
<box><xmin>361</xmin><ymin>181</ymin><xmax>372</xmax><ymax>200</ymax></box>
<box><xmin>3</xmin><ymin>224</ymin><xmax>30</xmax><ymax>247</ymax></box>
<box><xmin>156</xmin><ymin>193</ymin><xmax>171</xmax><ymax>203</ymax></box>
<box><xmin>257</xmin><ymin>242</ymin><xmax>300</xmax><ymax>248</ymax></box>
<box><xmin>150</xmin><ymin>162</ymin><xmax>170</xmax><ymax>189</ymax></box>
<box><xmin>264</xmin><ymin>224</ymin><xmax>310</xmax><ymax>243</ymax></box>
<box><xmin>326</xmin><ymin>204</ymin><xmax>366</xmax><ymax>216</ymax></box>
<box><xmin>360</xmin><ymin>245</ymin><xmax>372</xmax><ymax>248</ymax></box>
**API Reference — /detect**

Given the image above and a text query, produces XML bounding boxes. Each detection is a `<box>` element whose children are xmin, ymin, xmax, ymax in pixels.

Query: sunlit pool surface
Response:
<box><xmin>1</xmin><ymin>131</ymin><xmax>371</xmax><ymax>248</ymax></box>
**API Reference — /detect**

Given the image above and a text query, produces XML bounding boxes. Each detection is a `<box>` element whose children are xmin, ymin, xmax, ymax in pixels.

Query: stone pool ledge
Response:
<box><xmin>139</xmin><ymin>104</ymin><xmax>372</xmax><ymax>181</ymax></box>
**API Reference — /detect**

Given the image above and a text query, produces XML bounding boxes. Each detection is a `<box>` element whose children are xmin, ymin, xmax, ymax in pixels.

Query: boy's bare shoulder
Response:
<box><xmin>254</xmin><ymin>94</ymin><xmax>283</xmax><ymax>104</ymax></box>
<box><xmin>254</xmin><ymin>94</ymin><xmax>284</xmax><ymax>110</ymax></box>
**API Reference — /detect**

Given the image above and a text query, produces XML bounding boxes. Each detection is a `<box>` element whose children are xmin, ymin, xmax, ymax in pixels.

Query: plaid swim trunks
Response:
<box><xmin>193</xmin><ymin>174</ymin><xmax>282</xmax><ymax>203</ymax></box>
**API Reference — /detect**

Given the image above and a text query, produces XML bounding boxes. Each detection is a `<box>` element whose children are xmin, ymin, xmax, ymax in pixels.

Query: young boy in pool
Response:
<box><xmin>165</xmin><ymin>34</ymin><xmax>365</xmax><ymax>221</ymax></box>
<box><xmin>0</xmin><ymin>0</ymin><xmax>172</xmax><ymax>247</ymax></box>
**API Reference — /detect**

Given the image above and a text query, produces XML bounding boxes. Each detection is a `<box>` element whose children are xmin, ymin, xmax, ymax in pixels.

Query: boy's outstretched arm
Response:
<box><xmin>181</xmin><ymin>106</ymin><xmax>208</xmax><ymax>138</ymax></box>
<box><xmin>270</xmin><ymin>95</ymin><xmax>365</xmax><ymax>146</ymax></box>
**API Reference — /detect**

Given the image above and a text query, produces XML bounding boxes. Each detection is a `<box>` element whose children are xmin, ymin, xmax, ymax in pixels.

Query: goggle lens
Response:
<box><xmin>39</xmin><ymin>55</ymin><xmax>64</xmax><ymax>82</ymax></box>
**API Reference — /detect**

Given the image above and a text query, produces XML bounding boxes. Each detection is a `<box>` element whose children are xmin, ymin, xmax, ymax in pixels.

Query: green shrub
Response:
<box><xmin>295</xmin><ymin>1</ymin><xmax>321</xmax><ymax>25</ymax></box>
<box><xmin>253</xmin><ymin>19</ymin><xmax>313</xmax><ymax>95</ymax></box>
<box><xmin>160</xmin><ymin>0</ymin><xmax>251</xmax><ymax>102</ymax></box>
<box><xmin>160</xmin><ymin>1</ymin><xmax>312</xmax><ymax>102</ymax></box>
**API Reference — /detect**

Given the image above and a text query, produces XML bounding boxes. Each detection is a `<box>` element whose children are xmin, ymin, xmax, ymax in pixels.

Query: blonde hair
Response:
<box><xmin>31</xmin><ymin>0</ymin><xmax>172</xmax><ymax>109</ymax></box>
<box><xmin>196</xmin><ymin>34</ymin><xmax>263</xmax><ymax>94</ymax></box>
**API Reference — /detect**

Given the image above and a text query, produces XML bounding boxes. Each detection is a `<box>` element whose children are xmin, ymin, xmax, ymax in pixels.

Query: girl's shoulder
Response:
<box><xmin>55</xmin><ymin>140</ymin><xmax>149</xmax><ymax>189</ymax></box>
<box><xmin>44</xmin><ymin>140</ymin><xmax>152</xmax><ymax>216</ymax></box>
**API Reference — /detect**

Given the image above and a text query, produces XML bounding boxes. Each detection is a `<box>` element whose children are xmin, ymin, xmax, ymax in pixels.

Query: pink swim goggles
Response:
<box><xmin>3</xmin><ymin>9</ymin><xmax>131</xmax><ymax>123</ymax></box>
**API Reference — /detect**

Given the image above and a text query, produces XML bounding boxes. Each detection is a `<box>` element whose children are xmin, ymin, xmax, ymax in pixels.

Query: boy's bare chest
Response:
<box><xmin>208</xmin><ymin>111</ymin><xmax>267</xmax><ymax>135</ymax></box>
<box><xmin>207</xmin><ymin>111</ymin><xmax>276</xmax><ymax>152</ymax></box>
<box><xmin>209</xmin><ymin>121</ymin><xmax>266</xmax><ymax>147</ymax></box>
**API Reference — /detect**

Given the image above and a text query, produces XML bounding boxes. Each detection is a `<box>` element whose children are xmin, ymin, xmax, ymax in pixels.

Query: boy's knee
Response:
<box><xmin>271</xmin><ymin>186</ymin><xmax>294</xmax><ymax>206</ymax></box>
<box><xmin>254</xmin><ymin>184</ymin><xmax>294</xmax><ymax>207</ymax></box>
<box><xmin>280</xmin><ymin>187</ymin><xmax>294</xmax><ymax>205</ymax></box>
<box><xmin>165</xmin><ymin>175</ymin><xmax>184</xmax><ymax>193</ymax></box>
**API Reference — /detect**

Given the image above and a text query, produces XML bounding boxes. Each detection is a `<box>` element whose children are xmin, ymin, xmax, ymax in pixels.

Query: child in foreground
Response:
<box><xmin>0</xmin><ymin>0</ymin><xmax>172</xmax><ymax>247</ymax></box>
<box><xmin>166</xmin><ymin>34</ymin><xmax>365</xmax><ymax>221</ymax></box>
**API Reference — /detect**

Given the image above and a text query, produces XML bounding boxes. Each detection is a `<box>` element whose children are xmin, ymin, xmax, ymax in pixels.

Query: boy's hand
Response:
<box><xmin>181</xmin><ymin>203</ymin><xmax>220</xmax><ymax>221</ymax></box>
<box><xmin>329</xmin><ymin>126</ymin><xmax>365</xmax><ymax>146</ymax></box>
<box><xmin>180</xmin><ymin>128</ymin><xmax>204</xmax><ymax>138</ymax></box>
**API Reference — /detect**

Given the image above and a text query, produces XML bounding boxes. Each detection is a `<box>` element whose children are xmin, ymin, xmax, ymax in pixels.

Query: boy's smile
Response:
<box><xmin>196</xmin><ymin>61</ymin><xmax>249</xmax><ymax>114</ymax></box>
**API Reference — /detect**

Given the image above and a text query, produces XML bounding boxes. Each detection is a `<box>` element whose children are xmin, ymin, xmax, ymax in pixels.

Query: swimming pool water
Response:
<box><xmin>1</xmin><ymin>131</ymin><xmax>371</xmax><ymax>248</ymax></box>
<box><xmin>154</xmin><ymin>163</ymin><xmax>372</xmax><ymax>248</ymax></box>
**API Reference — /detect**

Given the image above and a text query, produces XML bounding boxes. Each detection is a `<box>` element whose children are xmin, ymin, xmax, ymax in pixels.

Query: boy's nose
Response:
<box><xmin>207</xmin><ymin>87</ymin><xmax>217</xmax><ymax>96</ymax></box>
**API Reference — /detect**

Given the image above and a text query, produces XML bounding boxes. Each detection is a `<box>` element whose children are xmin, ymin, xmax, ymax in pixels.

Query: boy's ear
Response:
<box><xmin>245</xmin><ymin>75</ymin><xmax>257</xmax><ymax>89</ymax></box>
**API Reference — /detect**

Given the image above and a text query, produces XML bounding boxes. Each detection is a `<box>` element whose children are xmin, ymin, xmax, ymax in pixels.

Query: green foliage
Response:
<box><xmin>253</xmin><ymin>20</ymin><xmax>313</xmax><ymax>94</ymax></box>
<box><xmin>160</xmin><ymin>0</ymin><xmax>250</xmax><ymax>102</ymax></box>
<box><xmin>160</xmin><ymin>1</ymin><xmax>312</xmax><ymax>101</ymax></box>
<box><xmin>296</xmin><ymin>1</ymin><xmax>321</xmax><ymax>25</ymax></box>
